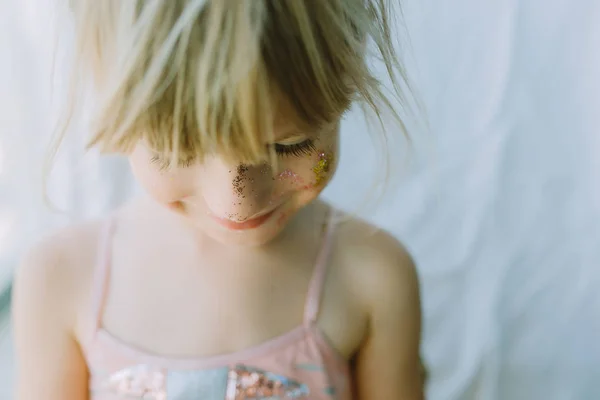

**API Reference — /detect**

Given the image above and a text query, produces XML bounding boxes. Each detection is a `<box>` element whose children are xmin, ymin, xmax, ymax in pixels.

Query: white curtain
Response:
<box><xmin>0</xmin><ymin>0</ymin><xmax>137</xmax><ymax>281</ymax></box>
<box><xmin>2</xmin><ymin>0</ymin><xmax>600</xmax><ymax>399</ymax></box>
<box><xmin>333</xmin><ymin>0</ymin><xmax>600</xmax><ymax>398</ymax></box>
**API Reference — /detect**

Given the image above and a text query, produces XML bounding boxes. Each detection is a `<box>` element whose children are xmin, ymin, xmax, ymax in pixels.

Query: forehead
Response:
<box><xmin>142</xmin><ymin>92</ymin><xmax>338</xmax><ymax>160</ymax></box>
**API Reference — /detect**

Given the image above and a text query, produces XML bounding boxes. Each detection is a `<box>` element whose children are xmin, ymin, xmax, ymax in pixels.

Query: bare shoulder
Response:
<box><xmin>14</xmin><ymin>218</ymin><xmax>107</xmax><ymax>335</ymax></box>
<box><xmin>12</xmin><ymin>218</ymin><xmax>109</xmax><ymax>399</ymax></box>
<box><xmin>16</xmin><ymin>218</ymin><xmax>105</xmax><ymax>291</ymax></box>
<box><xmin>333</xmin><ymin>213</ymin><xmax>420</xmax><ymax>308</ymax></box>
<box><xmin>332</xmin><ymin>212</ymin><xmax>423</xmax><ymax>399</ymax></box>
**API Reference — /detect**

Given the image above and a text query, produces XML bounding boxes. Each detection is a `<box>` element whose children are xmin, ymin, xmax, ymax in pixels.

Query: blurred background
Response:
<box><xmin>2</xmin><ymin>0</ymin><xmax>600</xmax><ymax>399</ymax></box>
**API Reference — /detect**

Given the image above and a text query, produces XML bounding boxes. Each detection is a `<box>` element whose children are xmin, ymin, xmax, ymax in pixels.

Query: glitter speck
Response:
<box><xmin>312</xmin><ymin>152</ymin><xmax>333</xmax><ymax>185</ymax></box>
<box><xmin>237</xmin><ymin>164</ymin><xmax>249</xmax><ymax>174</ymax></box>
<box><xmin>232</xmin><ymin>164</ymin><xmax>248</xmax><ymax>196</ymax></box>
<box><xmin>260</xmin><ymin>163</ymin><xmax>270</xmax><ymax>175</ymax></box>
<box><xmin>278</xmin><ymin>169</ymin><xmax>303</xmax><ymax>185</ymax></box>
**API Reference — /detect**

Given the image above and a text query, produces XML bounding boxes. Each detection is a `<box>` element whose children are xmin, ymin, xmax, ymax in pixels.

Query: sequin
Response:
<box><xmin>104</xmin><ymin>365</ymin><xmax>166</xmax><ymax>400</ymax></box>
<box><xmin>226</xmin><ymin>365</ymin><xmax>310</xmax><ymax>399</ymax></box>
<box><xmin>99</xmin><ymin>364</ymin><xmax>310</xmax><ymax>399</ymax></box>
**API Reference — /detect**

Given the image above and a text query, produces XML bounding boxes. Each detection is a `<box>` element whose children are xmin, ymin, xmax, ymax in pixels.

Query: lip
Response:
<box><xmin>212</xmin><ymin>207</ymin><xmax>278</xmax><ymax>231</ymax></box>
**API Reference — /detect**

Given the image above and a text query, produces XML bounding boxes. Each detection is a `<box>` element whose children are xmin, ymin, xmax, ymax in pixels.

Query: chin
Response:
<box><xmin>209</xmin><ymin>214</ymin><xmax>293</xmax><ymax>247</ymax></box>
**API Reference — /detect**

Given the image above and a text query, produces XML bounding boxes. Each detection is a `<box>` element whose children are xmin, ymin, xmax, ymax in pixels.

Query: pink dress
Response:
<box><xmin>81</xmin><ymin>214</ymin><xmax>354</xmax><ymax>399</ymax></box>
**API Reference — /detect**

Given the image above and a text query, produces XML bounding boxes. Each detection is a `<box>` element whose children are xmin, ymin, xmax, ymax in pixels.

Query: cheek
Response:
<box><xmin>272</xmin><ymin>151</ymin><xmax>337</xmax><ymax>229</ymax></box>
<box><xmin>129</xmin><ymin>158</ymin><xmax>192</xmax><ymax>203</ymax></box>
<box><xmin>278</xmin><ymin>128</ymin><xmax>339</xmax><ymax>192</ymax></box>
<box><xmin>276</xmin><ymin>149</ymin><xmax>337</xmax><ymax>193</ymax></box>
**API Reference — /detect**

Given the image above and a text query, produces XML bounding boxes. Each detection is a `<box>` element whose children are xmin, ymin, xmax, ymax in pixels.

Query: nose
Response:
<box><xmin>201</xmin><ymin>158</ymin><xmax>275</xmax><ymax>221</ymax></box>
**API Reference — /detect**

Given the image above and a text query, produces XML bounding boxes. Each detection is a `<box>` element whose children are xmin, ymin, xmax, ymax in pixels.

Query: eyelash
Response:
<box><xmin>273</xmin><ymin>139</ymin><xmax>316</xmax><ymax>157</ymax></box>
<box><xmin>150</xmin><ymin>155</ymin><xmax>195</xmax><ymax>171</ymax></box>
<box><xmin>150</xmin><ymin>140</ymin><xmax>316</xmax><ymax>170</ymax></box>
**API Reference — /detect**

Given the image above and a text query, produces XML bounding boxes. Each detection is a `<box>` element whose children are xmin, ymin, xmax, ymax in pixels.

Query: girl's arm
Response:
<box><xmin>12</xmin><ymin>239</ymin><xmax>89</xmax><ymax>400</ymax></box>
<box><xmin>352</xmin><ymin>234</ymin><xmax>424</xmax><ymax>400</ymax></box>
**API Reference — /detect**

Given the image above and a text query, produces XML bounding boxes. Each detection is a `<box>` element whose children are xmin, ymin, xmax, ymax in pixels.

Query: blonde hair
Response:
<box><xmin>51</xmin><ymin>0</ymin><xmax>409</xmax><ymax>176</ymax></box>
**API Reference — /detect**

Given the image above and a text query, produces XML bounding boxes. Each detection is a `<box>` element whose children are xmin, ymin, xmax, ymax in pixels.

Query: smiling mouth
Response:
<box><xmin>212</xmin><ymin>208</ymin><xmax>278</xmax><ymax>231</ymax></box>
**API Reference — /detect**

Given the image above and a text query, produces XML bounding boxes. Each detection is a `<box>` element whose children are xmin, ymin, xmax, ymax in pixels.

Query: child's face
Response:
<box><xmin>128</xmin><ymin>123</ymin><xmax>339</xmax><ymax>246</ymax></box>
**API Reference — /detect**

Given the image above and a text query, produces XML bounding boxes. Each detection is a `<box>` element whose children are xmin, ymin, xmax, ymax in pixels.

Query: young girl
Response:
<box><xmin>12</xmin><ymin>1</ymin><xmax>423</xmax><ymax>399</ymax></box>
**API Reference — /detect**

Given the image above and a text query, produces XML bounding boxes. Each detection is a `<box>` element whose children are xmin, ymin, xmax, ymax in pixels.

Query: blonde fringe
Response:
<box><xmin>48</xmin><ymin>0</ymin><xmax>413</xmax><ymax>208</ymax></box>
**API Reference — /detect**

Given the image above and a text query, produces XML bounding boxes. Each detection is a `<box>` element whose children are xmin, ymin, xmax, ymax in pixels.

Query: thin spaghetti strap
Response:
<box><xmin>88</xmin><ymin>218</ymin><xmax>116</xmax><ymax>338</ymax></box>
<box><xmin>303</xmin><ymin>210</ymin><xmax>337</xmax><ymax>326</ymax></box>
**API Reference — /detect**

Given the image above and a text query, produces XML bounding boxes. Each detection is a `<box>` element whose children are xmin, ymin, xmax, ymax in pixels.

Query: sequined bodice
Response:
<box><xmin>82</xmin><ymin>215</ymin><xmax>353</xmax><ymax>400</ymax></box>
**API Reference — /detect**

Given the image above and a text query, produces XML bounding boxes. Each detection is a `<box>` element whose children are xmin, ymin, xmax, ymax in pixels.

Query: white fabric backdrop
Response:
<box><xmin>2</xmin><ymin>0</ymin><xmax>600</xmax><ymax>399</ymax></box>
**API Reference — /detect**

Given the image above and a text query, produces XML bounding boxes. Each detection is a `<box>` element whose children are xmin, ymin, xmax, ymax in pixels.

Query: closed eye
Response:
<box><xmin>150</xmin><ymin>155</ymin><xmax>196</xmax><ymax>171</ymax></box>
<box><xmin>273</xmin><ymin>139</ymin><xmax>316</xmax><ymax>157</ymax></box>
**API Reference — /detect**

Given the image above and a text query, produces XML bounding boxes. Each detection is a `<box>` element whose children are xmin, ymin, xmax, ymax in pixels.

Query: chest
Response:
<box><xmin>97</xmin><ymin>241</ymin><xmax>364</xmax><ymax>361</ymax></box>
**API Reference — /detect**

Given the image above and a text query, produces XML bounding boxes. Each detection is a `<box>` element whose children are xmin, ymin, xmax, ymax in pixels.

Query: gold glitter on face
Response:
<box><xmin>312</xmin><ymin>152</ymin><xmax>333</xmax><ymax>185</ymax></box>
